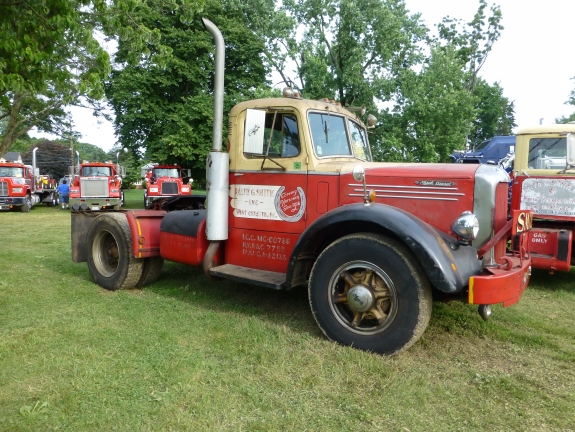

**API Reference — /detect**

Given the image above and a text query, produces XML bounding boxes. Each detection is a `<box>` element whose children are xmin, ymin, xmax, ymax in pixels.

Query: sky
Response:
<box><xmin>30</xmin><ymin>0</ymin><xmax>575</xmax><ymax>152</ymax></box>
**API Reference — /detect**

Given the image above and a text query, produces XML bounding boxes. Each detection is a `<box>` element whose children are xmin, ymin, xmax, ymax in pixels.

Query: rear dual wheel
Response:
<box><xmin>309</xmin><ymin>233</ymin><xmax>432</xmax><ymax>355</ymax></box>
<box><xmin>87</xmin><ymin>213</ymin><xmax>163</xmax><ymax>290</ymax></box>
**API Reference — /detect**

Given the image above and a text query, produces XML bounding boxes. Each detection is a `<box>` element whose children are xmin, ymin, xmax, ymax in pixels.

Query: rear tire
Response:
<box><xmin>86</xmin><ymin>213</ymin><xmax>144</xmax><ymax>290</ymax></box>
<box><xmin>136</xmin><ymin>256</ymin><xmax>164</xmax><ymax>287</ymax></box>
<box><xmin>308</xmin><ymin>233</ymin><xmax>432</xmax><ymax>355</ymax></box>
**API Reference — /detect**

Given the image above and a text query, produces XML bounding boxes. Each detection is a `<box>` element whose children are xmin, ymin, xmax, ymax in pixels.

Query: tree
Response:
<box><xmin>556</xmin><ymin>77</ymin><xmax>575</xmax><ymax>124</ymax></box>
<box><xmin>0</xmin><ymin>0</ymin><xmax>205</xmax><ymax>157</ymax></box>
<box><xmin>21</xmin><ymin>140</ymin><xmax>73</xmax><ymax>180</ymax></box>
<box><xmin>375</xmin><ymin>45</ymin><xmax>475</xmax><ymax>162</ymax></box>
<box><xmin>106</xmin><ymin>0</ymin><xmax>271</xmax><ymax>180</ymax></box>
<box><xmin>0</xmin><ymin>0</ymin><xmax>110</xmax><ymax>156</ymax></box>
<box><xmin>278</xmin><ymin>0</ymin><xmax>426</xmax><ymax>111</ymax></box>
<box><xmin>468</xmin><ymin>79</ymin><xmax>516</xmax><ymax>145</ymax></box>
<box><xmin>435</xmin><ymin>0</ymin><xmax>503</xmax><ymax>93</ymax></box>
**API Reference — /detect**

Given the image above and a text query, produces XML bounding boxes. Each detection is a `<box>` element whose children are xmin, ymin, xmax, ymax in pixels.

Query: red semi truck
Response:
<box><xmin>143</xmin><ymin>164</ymin><xmax>205</xmax><ymax>210</ymax></box>
<box><xmin>69</xmin><ymin>161</ymin><xmax>125</xmax><ymax>211</ymax></box>
<box><xmin>71</xmin><ymin>19</ymin><xmax>533</xmax><ymax>355</ymax></box>
<box><xmin>0</xmin><ymin>149</ymin><xmax>58</xmax><ymax>212</ymax></box>
<box><xmin>508</xmin><ymin>123</ymin><xmax>575</xmax><ymax>273</ymax></box>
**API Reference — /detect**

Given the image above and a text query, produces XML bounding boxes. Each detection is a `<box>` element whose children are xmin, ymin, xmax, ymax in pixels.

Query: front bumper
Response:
<box><xmin>0</xmin><ymin>197</ymin><xmax>25</xmax><ymax>210</ymax></box>
<box><xmin>70</xmin><ymin>197</ymin><xmax>120</xmax><ymax>211</ymax></box>
<box><xmin>468</xmin><ymin>254</ymin><xmax>531</xmax><ymax>307</ymax></box>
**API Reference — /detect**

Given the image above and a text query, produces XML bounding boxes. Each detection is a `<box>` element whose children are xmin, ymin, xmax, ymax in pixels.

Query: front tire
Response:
<box><xmin>86</xmin><ymin>213</ymin><xmax>144</xmax><ymax>290</ymax></box>
<box><xmin>20</xmin><ymin>195</ymin><xmax>31</xmax><ymax>213</ymax></box>
<box><xmin>308</xmin><ymin>233</ymin><xmax>432</xmax><ymax>355</ymax></box>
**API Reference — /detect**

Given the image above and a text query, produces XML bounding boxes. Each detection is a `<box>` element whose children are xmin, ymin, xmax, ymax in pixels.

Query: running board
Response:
<box><xmin>209</xmin><ymin>264</ymin><xmax>286</xmax><ymax>290</ymax></box>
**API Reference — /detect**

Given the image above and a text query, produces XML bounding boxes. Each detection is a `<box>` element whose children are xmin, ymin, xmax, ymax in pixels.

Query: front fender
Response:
<box><xmin>286</xmin><ymin>203</ymin><xmax>482</xmax><ymax>293</ymax></box>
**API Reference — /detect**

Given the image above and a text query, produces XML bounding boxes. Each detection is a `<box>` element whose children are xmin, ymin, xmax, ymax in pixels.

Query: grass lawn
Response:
<box><xmin>1</xmin><ymin>192</ymin><xmax>574</xmax><ymax>430</ymax></box>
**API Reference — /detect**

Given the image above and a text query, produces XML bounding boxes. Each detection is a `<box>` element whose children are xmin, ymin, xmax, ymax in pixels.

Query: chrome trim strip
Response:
<box><xmin>350</xmin><ymin>188</ymin><xmax>464</xmax><ymax>196</ymax></box>
<box><xmin>348</xmin><ymin>183</ymin><xmax>458</xmax><ymax>190</ymax></box>
<box><xmin>349</xmin><ymin>193</ymin><xmax>458</xmax><ymax>201</ymax></box>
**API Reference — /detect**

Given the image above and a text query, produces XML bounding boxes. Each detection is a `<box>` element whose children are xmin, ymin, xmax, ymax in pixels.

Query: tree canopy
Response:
<box><xmin>2</xmin><ymin>0</ymin><xmax>520</xmax><ymax>170</ymax></box>
<box><xmin>0</xmin><ymin>0</ymin><xmax>110</xmax><ymax>156</ymax></box>
<box><xmin>105</xmin><ymin>0</ymin><xmax>272</xmax><ymax>179</ymax></box>
<box><xmin>556</xmin><ymin>77</ymin><xmax>575</xmax><ymax>124</ymax></box>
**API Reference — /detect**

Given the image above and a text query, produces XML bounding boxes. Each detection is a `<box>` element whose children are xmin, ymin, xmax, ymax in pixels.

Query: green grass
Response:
<box><xmin>1</xmin><ymin>201</ymin><xmax>574</xmax><ymax>430</ymax></box>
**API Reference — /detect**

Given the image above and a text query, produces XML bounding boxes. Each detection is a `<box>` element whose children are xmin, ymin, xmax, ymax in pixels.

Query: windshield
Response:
<box><xmin>0</xmin><ymin>167</ymin><xmax>24</xmax><ymax>177</ymax></box>
<box><xmin>528</xmin><ymin>137</ymin><xmax>566</xmax><ymax>170</ymax></box>
<box><xmin>154</xmin><ymin>168</ymin><xmax>180</xmax><ymax>178</ymax></box>
<box><xmin>82</xmin><ymin>166</ymin><xmax>112</xmax><ymax>176</ymax></box>
<box><xmin>474</xmin><ymin>139</ymin><xmax>491</xmax><ymax>151</ymax></box>
<box><xmin>348</xmin><ymin>120</ymin><xmax>371</xmax><ymax>161</ymax></box>
<box><xmin>309</xmin><ymin>113</ymin><xmax>351</xmax><ymax>157</ymax></box>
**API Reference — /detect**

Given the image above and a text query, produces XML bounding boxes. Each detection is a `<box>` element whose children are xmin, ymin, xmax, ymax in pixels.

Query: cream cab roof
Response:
<box><xmin>516</xmin><ymin>123</ymin><xmax>575</xmax><ymax>135</ymax></box>
<box><xmin>229</xmin><ymin>97</ymin><xmax>365</xmax><ymax>125</ymax></box>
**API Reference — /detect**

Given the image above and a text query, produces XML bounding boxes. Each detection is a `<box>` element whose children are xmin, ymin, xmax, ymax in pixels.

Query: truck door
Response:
<box><xmin>228</xmin><ymin>107</ymin><xmax>308</xmax><ymax>272</ymax></box>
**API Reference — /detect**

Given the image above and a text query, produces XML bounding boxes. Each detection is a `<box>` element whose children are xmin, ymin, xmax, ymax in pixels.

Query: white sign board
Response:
<box><xmin>230</xmin><ymin>184</ymin><xmax>306</xmax><ymax>222</ymax></box>
<box><xmin>520</xmin><ymin>178</ymin><xmax>575</xmax><ymax>216</ymax></box>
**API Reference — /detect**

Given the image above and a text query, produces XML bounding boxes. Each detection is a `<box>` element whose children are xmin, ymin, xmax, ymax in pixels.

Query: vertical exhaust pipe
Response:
<box><xmin>32</xmin><ymin>147</ymin><xmax>38</xmax><ymax>192</ymax></box>
<box><xmin>202</xmin><ymin>18</ymin><xmax>229</xmax><ymax>250</ymax></box>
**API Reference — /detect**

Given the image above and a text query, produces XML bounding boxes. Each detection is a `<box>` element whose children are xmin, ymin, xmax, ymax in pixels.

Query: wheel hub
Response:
<box><xmin>347</xmin><ymin>285</ymin><xmax>374</xmax><ymax>312</ymax></box>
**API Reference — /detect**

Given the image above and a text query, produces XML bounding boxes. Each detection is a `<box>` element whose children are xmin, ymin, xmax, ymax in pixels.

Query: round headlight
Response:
<box><xmin>451</xmin><ymin>211</ymin><xmax>479</xmax><ymax>241</ymax></box>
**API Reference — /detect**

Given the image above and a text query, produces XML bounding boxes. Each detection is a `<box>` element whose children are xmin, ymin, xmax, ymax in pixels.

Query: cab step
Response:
<box><xmin>209</xmin><ymin>264</ymin><xmax>286</xmax><ymax>290</ymax></box>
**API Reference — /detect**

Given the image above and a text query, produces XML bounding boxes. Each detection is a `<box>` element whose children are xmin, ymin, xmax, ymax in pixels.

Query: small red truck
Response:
<box><xmin>0</xmin><ymin>149</ymin><xmax>58</xmax><ymax>212</ymax></box>
<box><xmin>143</xmin><ymin>164</ymin><xmax>204</xmax><ymax>210</ymax></box>
<box><xmin>508</xmin><ymin>123</ymin><xmax>575</xmax><ymax>273</ymax></box>
<box><xmin>71</xmin><ymin>19</ymin><xmax>533</xmax><ymax>355</ymax></box>
<box><xmin>69</xmin><ymin>161</ymin><xmax>125</xmax><ymax>211</ymax></box>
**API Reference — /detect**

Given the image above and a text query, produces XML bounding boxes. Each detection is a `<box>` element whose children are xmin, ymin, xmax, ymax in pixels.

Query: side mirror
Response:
<box><xmin>567</xmin><ymin>133</ymin><xmax>575</xmax><ymax>167</ymax></box>
<box><xmin>187</xmin><ymin>169</ymin><xmax>191</xmax><ymax>177</ymax></box>
<box><xmin>367</xmin><ymin>115</ymin><xmax>377</xmax><ymax>129</ymax></box>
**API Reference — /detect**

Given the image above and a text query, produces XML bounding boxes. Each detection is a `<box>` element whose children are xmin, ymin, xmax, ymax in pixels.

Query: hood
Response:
<box><xmin>327</xmin><ymin>161</ymin><xmax>481</xmax><ymax>240</ymax></box>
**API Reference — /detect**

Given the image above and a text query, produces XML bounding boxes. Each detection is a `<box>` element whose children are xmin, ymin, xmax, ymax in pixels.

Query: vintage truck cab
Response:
<box><xmin>510</xmin><ymin>123</ymin><xmax>575</xmax><ymax>272</ymax></box>
<box><xmin>71</xmin><ymin>19</ymin><xmax>532</xmax><ymax>355</ymax></box>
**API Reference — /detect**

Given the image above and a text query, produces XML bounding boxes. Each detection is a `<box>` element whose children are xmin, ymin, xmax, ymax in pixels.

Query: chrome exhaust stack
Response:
<box><xmin>202</xmin><ymin>18</ymin><xmax>229</xmax><ymax>242</ymax></box>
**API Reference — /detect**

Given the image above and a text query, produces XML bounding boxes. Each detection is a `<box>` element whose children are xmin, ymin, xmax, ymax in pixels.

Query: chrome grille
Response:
<box><xmin>80</xmin><ymin>178</ymin><xmax>108</xmax><ymax>197</ymax></box>
<box><xmin>161</xmin><ymin>182</ymin><xmax>178</xmax><ymax>195</ymax></box>
<box><xmin>0</xmin><ymin>181</ymin><xmax>7</xmax><ymax>196</ymax></box>
<box><xmin>493</xmin><ymin>182</ymin><xmax>509</xmax><ymax>264</ymax></box>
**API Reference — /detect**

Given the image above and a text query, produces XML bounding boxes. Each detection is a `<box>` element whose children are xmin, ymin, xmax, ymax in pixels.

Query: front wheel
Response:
<box><xmin>86</xmin><ymin>213</ymin><xmax>144</xmax><ymax>290</ymax></box>
<box><xmin>308</xmin><ymin>233</ymin><xmax>432</xmax><ymax>355</ymax></box>
<box><xmin>20</xmin><ymin>195</ymin><xmax>31</xmax><ymax>213</ymax></box>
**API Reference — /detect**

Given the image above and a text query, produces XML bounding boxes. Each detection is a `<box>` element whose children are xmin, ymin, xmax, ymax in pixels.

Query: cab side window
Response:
<box><xmin>262</xmin><ymin>113</ymin><xmax>300</xmax><ymax>158</ymax></box>
<box><xmin>244</xmin><ymin>110</ymin><xmax>301</xmax><ymax>158</ymax></box>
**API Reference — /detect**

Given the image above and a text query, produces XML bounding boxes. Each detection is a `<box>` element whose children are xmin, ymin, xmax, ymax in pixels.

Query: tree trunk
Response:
<box><xmin>0</xmin><ymin>93</ymin><xmax>25</xmax><ymax>157</ymax></box>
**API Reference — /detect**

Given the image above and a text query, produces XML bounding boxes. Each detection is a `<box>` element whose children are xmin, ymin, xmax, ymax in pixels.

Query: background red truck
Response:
<box><xmin>0</xmin><ymin>149</ymin><xmax>58</xmax><ymax>212</ymax></box>
<box><xmin>142</xmin><ymin>163</ymin><xmax>205</xmax><ymax>210</ymax></box>
<box><xmin>69</xmin><ymin>161</ymin><xmax>125</xmax><ymax>211</ymax></box>
<box><xmin>71</xmin><ymin>19</ymin><xmax>532</xmax><ymax>355</ymax></box>
<box><xmin>508</xmin><ymin>123</ymin><xmax>575</xmax><ymax>273</ymax></box>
